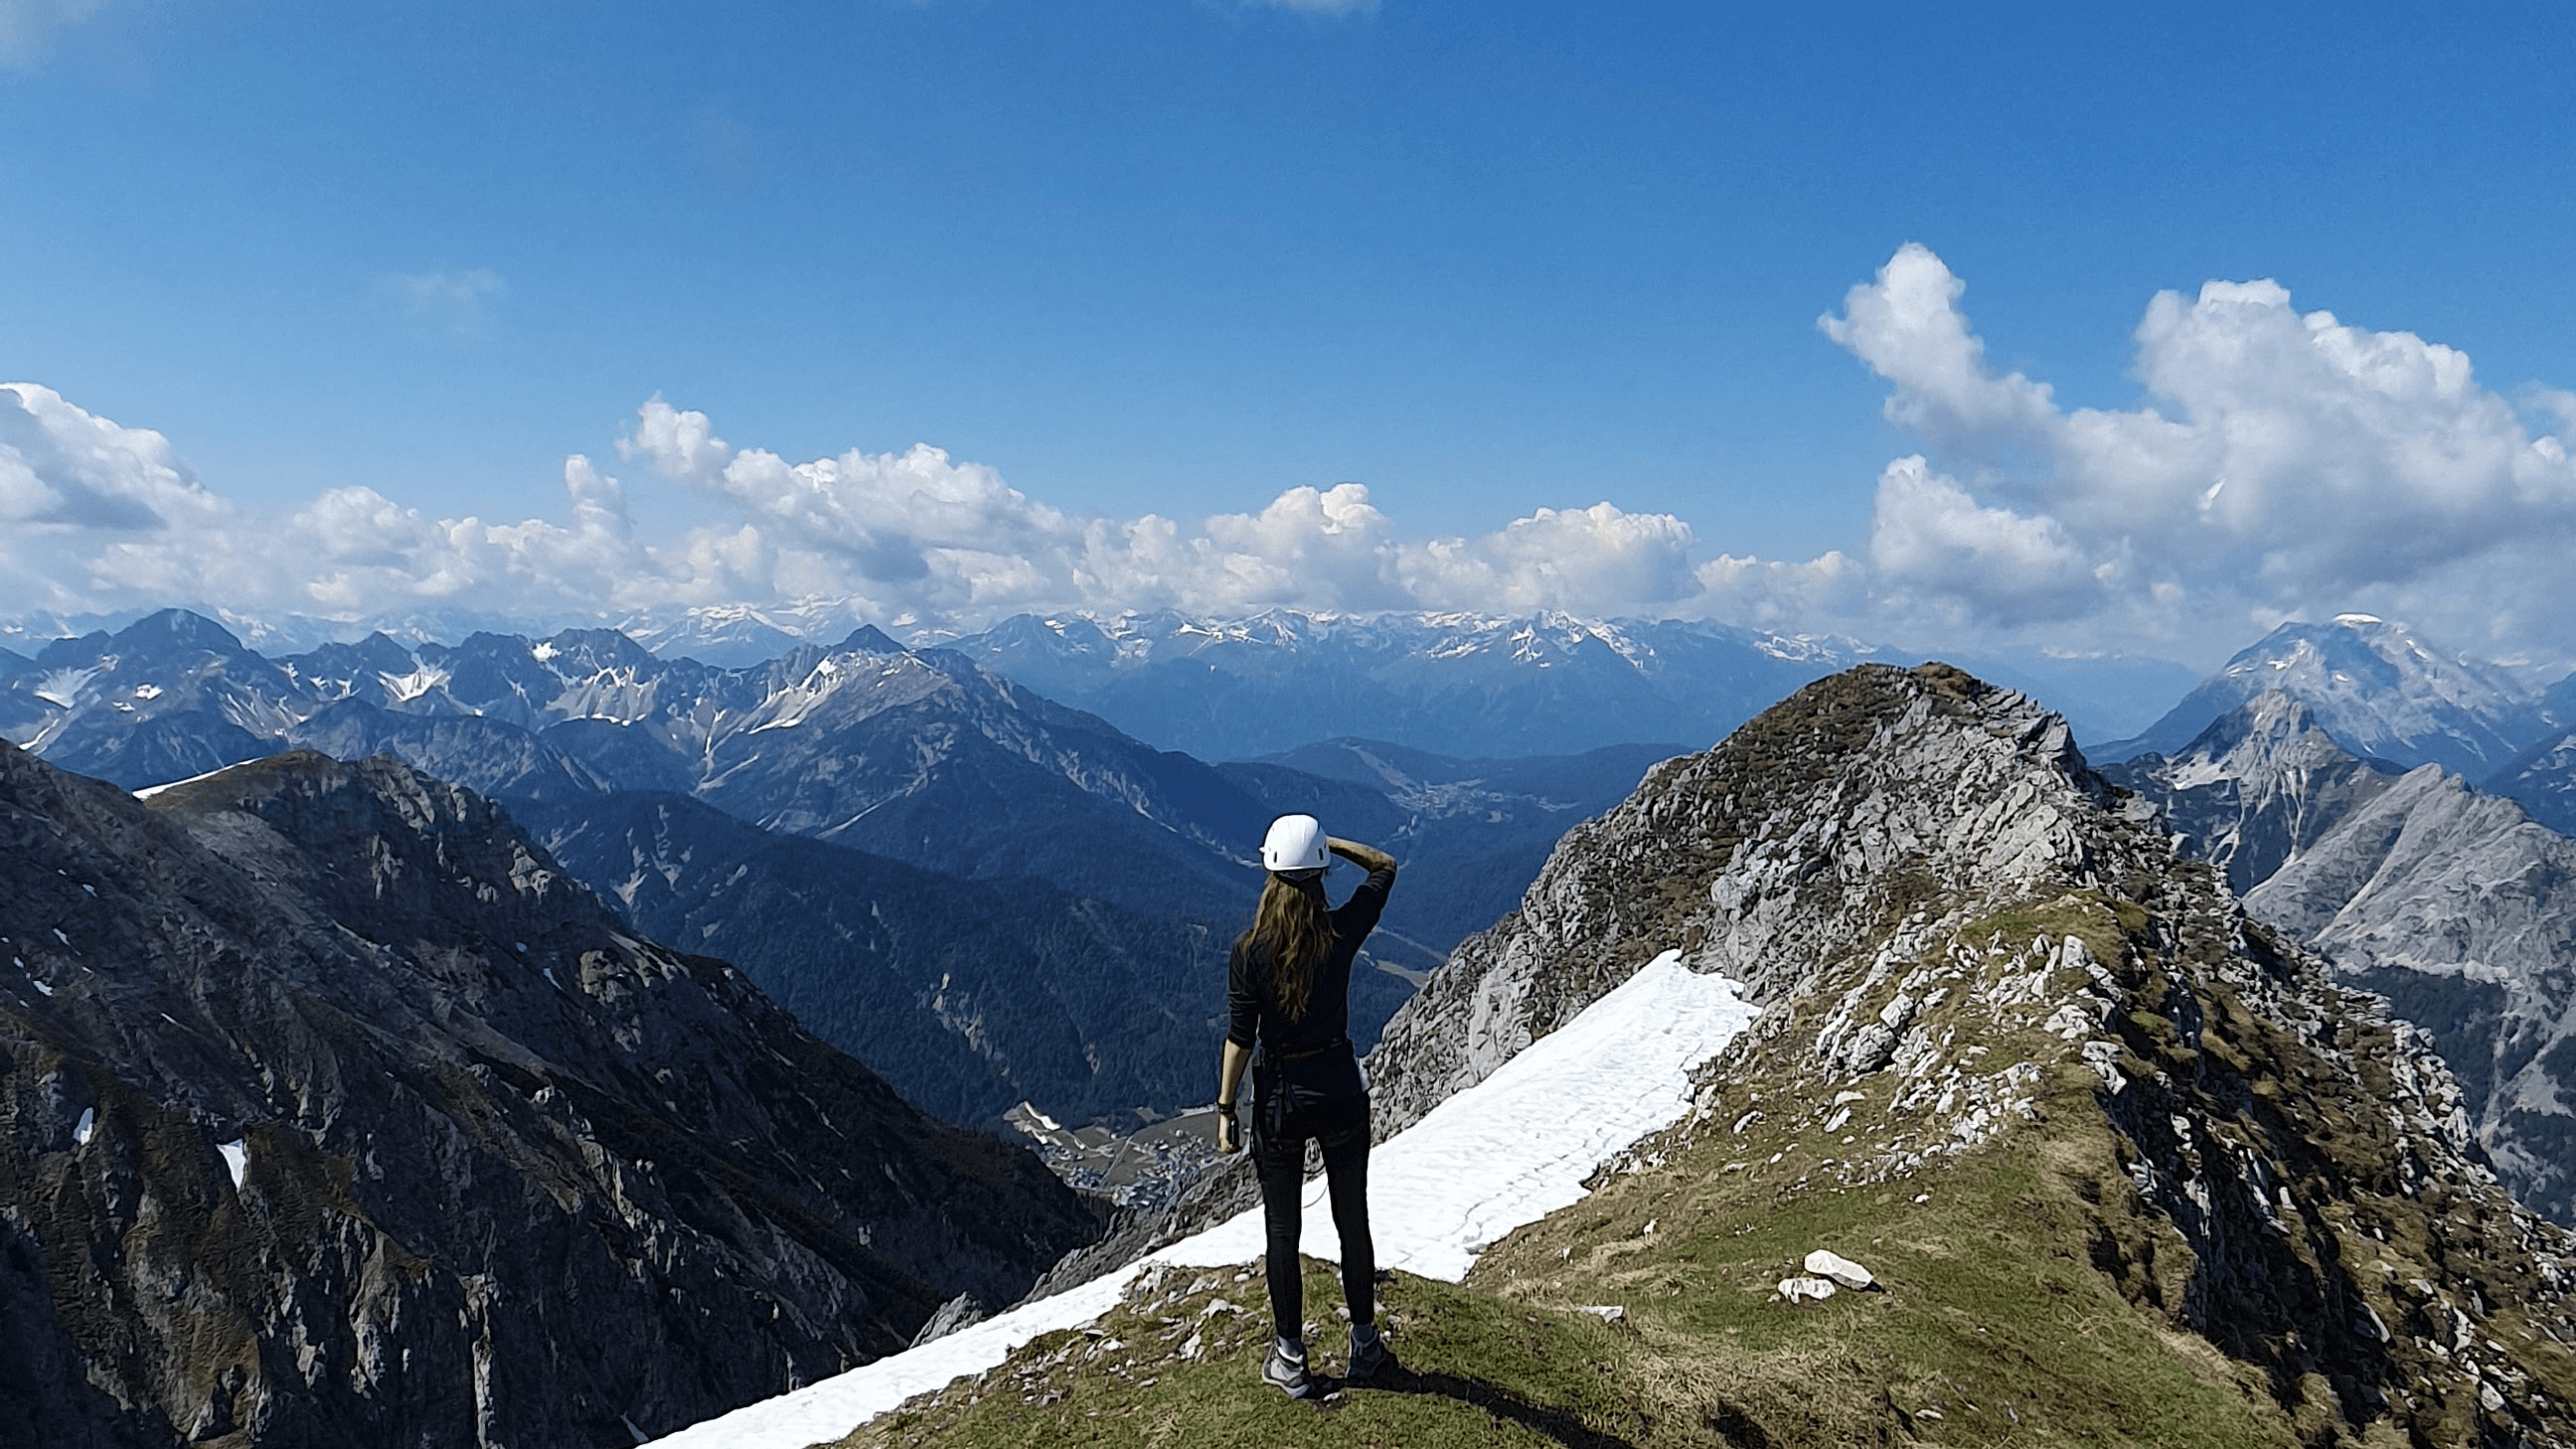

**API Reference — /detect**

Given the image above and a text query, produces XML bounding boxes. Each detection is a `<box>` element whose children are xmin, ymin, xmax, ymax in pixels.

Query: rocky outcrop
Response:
<box><xmin>1368</xmin><ymin>662</ymin><xmax>2106</xmax><ymax>1134</ymax></box>
<box><xmin>0</xmin><ymin>744</ymin><xmax>1098</xmax><ymax>1448</ymax></box>
<box><xmin>1365</xmin><ymin>662</ymin><xmax>2576</xmax><ymax>1441</ymax></box>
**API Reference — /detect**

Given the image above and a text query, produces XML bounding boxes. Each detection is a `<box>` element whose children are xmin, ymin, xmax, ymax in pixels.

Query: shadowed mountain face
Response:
<box><xmin>515</xmin><ymin>791</ymin><xmax>1256</xmax><ymax>1131</ymax></box>
<box><xmin>0</xmin><ymin>744</ymin><xmax>1097</xmax><ymax>1449</ymax></box>
<box><xmin>2110</xmin><ymin>692</ymin><xmax>2576</xmax><ymax>1223</ymax></box>
<box><xmin>2490</xmin><ymin>719</ymin><xmax>2576</xmax><ymax>839</ymax></box>
<box><xmin>2098</xmin><ymin>614</ymin><xmax>2545</xmax><ymax>775</ymax></box>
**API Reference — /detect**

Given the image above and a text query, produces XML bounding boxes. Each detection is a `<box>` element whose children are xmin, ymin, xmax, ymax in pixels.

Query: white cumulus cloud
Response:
<box><xmin>0</xmin><ymin>389</ymin><xmax>1734</xmax><ymax>645</ymax></box>
<box><xmin>11</xmin><ymin>243</ymin><xmax>2575</xmax><ymax>669</ymax></box>
<box><xmin>1814</xmin><ymin>242</ymin><xmax>2576</xmax><ymax>659</ymax></box>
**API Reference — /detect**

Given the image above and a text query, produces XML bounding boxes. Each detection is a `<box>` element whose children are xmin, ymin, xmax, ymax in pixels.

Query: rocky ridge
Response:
<box><xmin>2244</xmin><ymin>766</ymin><xmax>2576</xmax><ymax>1223</ymax></box>
<box><xmin>1363</xmin><ymin>663</ymin><xmax>2576</xmax><ymax>1441</ymax></box>
<box><xmin>0</xmin><ymin>743</ymin><xmax>1096</xmax><ymax>1448</ymax></box>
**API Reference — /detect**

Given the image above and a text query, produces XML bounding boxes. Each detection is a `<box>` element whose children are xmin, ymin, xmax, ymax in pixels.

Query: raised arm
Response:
<box><xmin>1327</xmin><ymin>836</ymin><xmax>1397</xmax><ymax>875</ymax></box>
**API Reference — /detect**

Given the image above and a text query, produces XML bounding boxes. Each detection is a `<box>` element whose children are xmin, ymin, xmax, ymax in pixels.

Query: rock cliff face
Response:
<box><xmin>2246</xmin><ymin>767</ymin><xmax>2576</xmax><ymax>1223</ymax></box>
<box><xmin>1363</xmin><ymin>664</ymin><xmax>2576</xmax><ymax>1440</ymax></box>
<box><xmin>0</xmin><ymin>744</ymin><xmax>1097</xmax><ymax>1449</ymax></box>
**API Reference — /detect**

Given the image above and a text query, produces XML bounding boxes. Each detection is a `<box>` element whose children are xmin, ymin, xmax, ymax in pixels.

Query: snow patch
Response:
<box><xmin>33</xmin><ymin>667</ymin><xmax>94</xmax><ymax>709</ymax></box>
<box><xmin>133</xmin><ymin>763</ymin><xmax>246</xmax><ymax>799</ymax></box>
<box><xmin>218</xmin><ymin>1139</ymin><xmax>248</xmax><ymax>1189</ymax></box>
<box><xmin>378</xmin><ymin>664</ymin><xmax>452</xmax><ymax>704</ymax></box>
<box><xmin>74</xmin><ymin>1107</ymin><xmax>94</xmax><ymax>1147</ymax></box>
<box><xmin>644</xmin><ymin>950</ymin><xmax>1753</xmax><ymax>1449</ymax></box>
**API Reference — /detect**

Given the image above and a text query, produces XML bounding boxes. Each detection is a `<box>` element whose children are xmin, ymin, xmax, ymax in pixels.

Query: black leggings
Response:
<box><xmin>1253</xmin><ymin>1096</ymin><xmax>1374</xmax><ymax>1342</ymax></box>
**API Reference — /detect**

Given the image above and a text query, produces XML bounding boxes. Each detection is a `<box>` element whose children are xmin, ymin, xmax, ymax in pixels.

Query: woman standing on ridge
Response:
<box><xmin>1215</xmin><ymin>814</ymin><xmax>1399</xmax><ymax>1399</ymax></box>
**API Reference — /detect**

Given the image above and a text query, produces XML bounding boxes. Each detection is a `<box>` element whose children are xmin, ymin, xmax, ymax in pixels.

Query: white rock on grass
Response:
<box><xmin>1777</xmin><ymin>1276</ymin><xmax>1838</xmax><ymax>1304</ymax></box>
<box><xmin>1803</xmin><ymin>1249</ymin><xmax>1875</xmax><ymax>1290</ymax></box>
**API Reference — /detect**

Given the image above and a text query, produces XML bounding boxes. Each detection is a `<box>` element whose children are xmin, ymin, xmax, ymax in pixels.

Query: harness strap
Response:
<box><xmin>1272</xmin><ymin>1036</ymin><xmax>1352</xmax><ymax>1063</ymax></box>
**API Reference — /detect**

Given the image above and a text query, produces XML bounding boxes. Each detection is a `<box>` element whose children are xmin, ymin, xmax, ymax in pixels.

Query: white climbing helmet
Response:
<box><xmin>1261</xmin><ymin>814</ymin><xmax>1329</xmax><ymax>875</ymax></box>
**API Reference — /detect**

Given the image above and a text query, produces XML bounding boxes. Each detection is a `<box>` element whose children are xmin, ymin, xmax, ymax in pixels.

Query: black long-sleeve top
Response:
<box><xmin>1225</xmin><ymin>866</ymin><xmax>1396</xmax><ymax>1057</ymax></box>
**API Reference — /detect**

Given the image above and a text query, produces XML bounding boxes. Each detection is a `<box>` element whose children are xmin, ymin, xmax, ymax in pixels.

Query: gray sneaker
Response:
<box><xmin>1347</xmin><ymin>1323</ymin><xmax>1392</xmax><ymax>1383</ymax></box>
<box><xmin>1262</xmin><ymin>1337</ymin><xmax>1316</xmax><ymax>1398</ymax></box>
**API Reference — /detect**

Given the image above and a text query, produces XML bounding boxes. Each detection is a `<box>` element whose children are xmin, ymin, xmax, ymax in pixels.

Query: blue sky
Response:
<box><xmin>6</xmin><ymin>1</ymin><xmax>2576</xmax><ymax>665</ymax></box>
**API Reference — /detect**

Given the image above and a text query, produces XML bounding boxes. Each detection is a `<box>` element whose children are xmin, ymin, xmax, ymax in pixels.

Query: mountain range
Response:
<box><xmin>933</xmin><ymin>607</ymin><xmax>2202</xmax><ymax>758</ymax></box>
<box><xmin>1</xmin><ymin>610</ymin><xmax>1678</xmax><ymax>1134</ymax></box>
<box><xmin>2100</xmin><ymin>612</ymin><xmax>2558</xmax><ymax>777</ymax></box>
<box><xmin>21</xmin><ymin>603</ymin><xmax>2576</xmax><ymax>1445</ymax></box>
<box><xmin>2108</xmin><ymin>691</ymin><xmax>2576</xmax><ymax>1222</ymax></box>
<box><xmin>0</xmin><ymin>742</ymin><xmax>1096</xmax><ymax>1448</ymax></box>
<box><xmin>749</xmin><ymin>662</ymin><xmax>2576</xmax><ymax>1448</ymax></box>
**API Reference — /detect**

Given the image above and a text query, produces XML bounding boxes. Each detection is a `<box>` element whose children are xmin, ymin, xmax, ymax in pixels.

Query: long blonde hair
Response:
<box><xmin>1238</xmin><ymin>875</ymin><xmax>1337</xmax><ymax>1022</ymax></box>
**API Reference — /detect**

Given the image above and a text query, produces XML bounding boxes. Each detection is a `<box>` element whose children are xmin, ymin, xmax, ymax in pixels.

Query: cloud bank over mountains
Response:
<box><xmin>1825</xmin><ymin>244</ymin><xmax>2576</xmax><ymax>662</ymax></box>
<box><xmin>7</xmin><ymin>244</ymin><xmax>2574</xmax><ymax>664</ymax></box>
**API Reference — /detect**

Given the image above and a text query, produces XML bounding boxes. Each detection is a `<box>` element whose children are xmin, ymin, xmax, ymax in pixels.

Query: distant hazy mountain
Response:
<box><xmin>2112</xmin><ymin>691</ymin><xmax>2576</xmax><ymax>1221</ymax></box>
<box><xmin>2098</xmin><ymin>614</ymin><xmax>2547</xmax><ymax>775</ymax></box>
<box><xmin>611</xmin><ymin>602</ymin><xmax>844</xmax><ymax>667</ymax></box>
<box><xmin>936</xmin><ymin>609</ymin><xmax>1856</xmax><ymax>760</ymax></box>
<box><xmin>2488</xmin><ymin>682</ymin><xmax>2576</xmax><ymax>836</ymax></box>
<box><xmin>934</xmin><ymin>609</ymin><xmax>2203</xmax><ymax>761</ymax></box>
<box><xmin>1935</xmin><ymin>645</ymin><xmax>2203</xmax><ymax>745</ymax></box>
<box><xmin>0</xmin><ymin>743</ymin><xmax>1095</xmax><ymax>1446</ymax></box>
